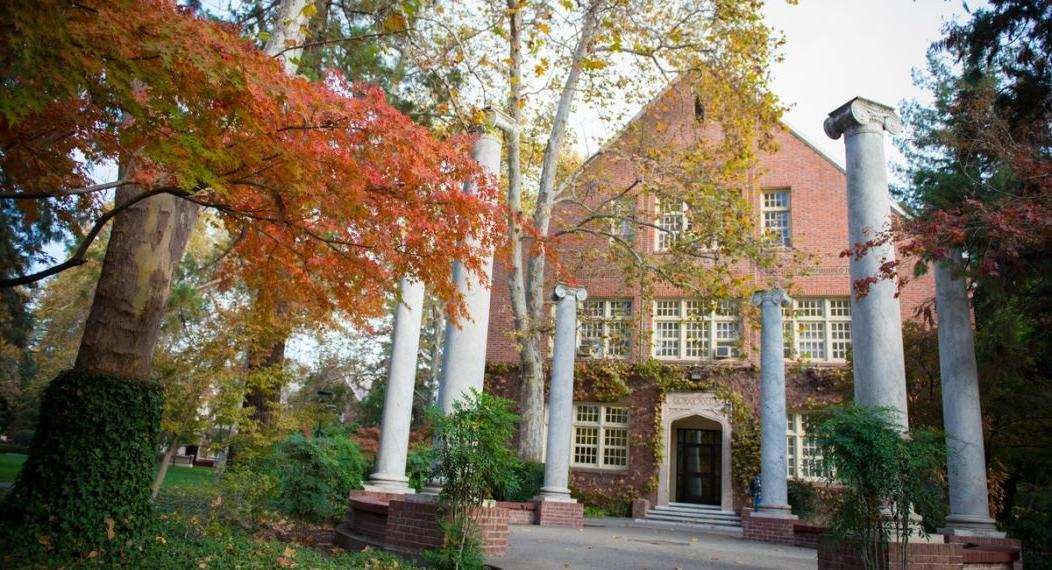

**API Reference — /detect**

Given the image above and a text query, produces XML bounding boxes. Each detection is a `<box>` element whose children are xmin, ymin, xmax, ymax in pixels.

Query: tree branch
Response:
<box><xmin>0</xmin><ymin>179</ymin><xmax>130</xmax><ymax>200</ymax></box>
<box><xmin>0</xmin><ymin>186</ymin><xmax>189</xmax><ymax>288</ymax></box>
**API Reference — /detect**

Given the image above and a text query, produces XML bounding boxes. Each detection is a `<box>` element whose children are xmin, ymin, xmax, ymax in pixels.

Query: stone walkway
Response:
<box><xmin>490</xmin><ymin>519</ymin><xmax>816</xmax><ymax>570</ymax></box>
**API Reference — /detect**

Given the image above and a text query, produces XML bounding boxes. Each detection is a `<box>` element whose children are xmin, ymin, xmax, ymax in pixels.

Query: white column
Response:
<box><xmin>538</xmin><ymin>284</ymin><xmax>587</xmax><ymax>501</ymax></box>
<box><xmin>436</xmin><ymin>133</ymin><xmax>503</xmax><ymax>413</ymax></box>
<box><xmin>366</xmin><ymin>277</ymin><xmax>426</xmax><ymax>493</ymax></box>
<box><xmin>751</xmin><ymin>289</ymin><xmax>795</xmax><ymax>518</ymax></box>
<box><xmin>935</xmin><ymin>250</ymin><xmax>1003</xmax><ymax>536</ymax></box>
<box><xmin>825</xmin><ymin>97</ymin><xmax>910</xmax><ymax>429</ymax></box>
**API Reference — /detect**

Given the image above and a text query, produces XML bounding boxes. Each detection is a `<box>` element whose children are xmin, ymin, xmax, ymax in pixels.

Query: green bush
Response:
<box><xmin>788</xmin><ymin>478</ymin><xmax>818</xmax><ymax>520</ymax></box>
<box><xmin>1006</xmin><ymin>484</ymin><xmax>1052</xmax><ymax>568</ymax></box>
<box><xmin>406</xmin><ymin>444</ymin><xmax>433</xmax><ymax>492</ymax></box>
<box><xmin>262</xmin><ymin>426</ymin><xmax>365</xmax><ymax>523</ymax></box>
<box><xmin>11</xmin><ymin>429</ymin><xmax>35</xmax><ymax>447</ymax></box>
<box><xmin>424</xmin><ymin>390</ymin><xmax>521</xmax><ymax>570</ymax></box>
<box><xmin>0</xmin><ymin>369</ymin><xmax>163</xmax><ymax>563</ymax></box>
<box><xmin>494</xmin><ymin>461</ymin><xmax>544</xmax><ymax>502</ymax></box>
<box><xmin>812</xmin><ymin>405</ymin><xmax>945</xmax><ymax>569</ymax></box>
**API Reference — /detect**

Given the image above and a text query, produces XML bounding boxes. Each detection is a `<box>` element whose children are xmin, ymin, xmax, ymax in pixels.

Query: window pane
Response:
<box><xmin>763</xmin><ymin>190</ymin><xmax>789</xmax><ymax>209</ymax></box>
<box><xmin>655</xmin><ymin>322</ymin><xmax>681</xmax><ymax>357</ymax></box>
<box><xmin>796</xmin><ymin>298</ymin><xmax>824</xmax><ymax>318</ymax></box>
<box><xmin>831</xmin><ymin>321</ymin><xmax>852</xmax><ymax>360</ymax></box>
<box><xmin>685</xmin><ymin>321</ymin><xmax>709</xmax><ymax>358</ymax></box>
<box><xmin>576</xmin><ymin>405</ymin><xmax>600</xmax><ymax>423</ymax></box>
<box><xmin>829</xmin><ymin>298</ymin><xmax>851</xmax><ymax>317</ymax></box>
<box><xmin>610</xmin><ymin>300</ymin><xmax>632</xmax><ymax>318</ymax></box>
<box><xmin>797</xmin><ymin>322</ymin><xmax>826</xmax><ymax>360</ymax></box>
<box><xmin>655</xmin><ymin>300</ymin><xmax>680</xmax><ymax>318</ymax></box>
<box><xmin>574</xmin><ymin>427</ymin><xmax>598</xmax><ymax>465</ymax></box>
<box><xmin>604</xmin><ymin>406</ymin><xmax>629</xmax><ymax>425</ymax></box>
<box><xmin>608</xmin><ymin>322</ymin><xmax>632</xmax><ymax>357</ymax></box>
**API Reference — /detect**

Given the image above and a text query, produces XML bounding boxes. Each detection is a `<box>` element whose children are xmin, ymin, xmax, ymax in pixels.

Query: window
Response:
<box><xmin>609</xmin><ymin>196</ymin><xmax>637</xmax><ymax>244</ymax></box>
<box><xmin>578</xmin><ymin>299</ymin><xmax>633</xmax><ymax>358</ymax></box>
<box><xmin>761</xmin><ymin>189</ymin><xmax>791</xmax><ymax>247</ymax></box>
<box><xmin>655</xmin><ymin>200</ymin><xmax>688</xmax><ymax>252</ymax></box>
<box><xmin>572</xmin><ymin>403</ymin><xmax>629</xmax><ymax>469</ymax></box>
<box><xmin>783</xmin><ymin>297</ymin><xmax>852</xmax><ymax>362</ymax></box>
<box><xmin>787</xmin><ymin>413</ymin><xmax>832</xmax><ymax>481</ymax></box>
<box><xmin>652</xmin><ymin>299</ymin><xmax>740</xmax><ymax>360</ymax></box>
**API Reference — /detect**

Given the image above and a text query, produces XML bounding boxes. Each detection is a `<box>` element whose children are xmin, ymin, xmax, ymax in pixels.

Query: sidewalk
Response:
<box><xmin>490</xmin><ymin>518</ymin><xmax>816</xmax><ymax>570</ymax></box>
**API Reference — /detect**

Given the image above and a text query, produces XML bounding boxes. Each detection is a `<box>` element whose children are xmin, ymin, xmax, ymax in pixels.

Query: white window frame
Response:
<box><xmin>654</xmin><ymin>199</ymin><xmax>689</xmax><ymax>252</ymax></box>
<box><xmin>783</xmin><ymin>297</ymin><xmax>852</xmax><ymax>363</ymax></box>
<box><xmin>577</xmin><ymin>298</ymin><xmax>633</xmax><ymax>359</ymax></box>
<box><xmin>761</xmin><ymin>189</ymin><xmax>791</xmax><ymax>248</ymax></box>
<box><xmin>608</xmin><ymin>196</ymin><xmax>637</xmax><ymax>246</ymax></box>
<box><xmin>572</xmin><ymin>403</ymin><xmax>630</xmax><ymax>470</ymax></box>
<box><xmin>787</xmin><ymin>413</ymin><xmax>832</xmax><ymax>481</ymax></box>
<box><xmin>651</xmin><ymin>299</ymin><xmax>741</xmax><ymax>360</ymax></box>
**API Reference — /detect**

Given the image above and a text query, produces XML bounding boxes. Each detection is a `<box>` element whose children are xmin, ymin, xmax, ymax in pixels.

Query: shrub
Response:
<box><xmin>494</xmin><ymin>461</ymin><xmax>544</xmax><ymax>502</ymax></box>
<box><xmin>1006</xmin><ymin>484</ymin><xmax>1052</xmax><ymax>568</ymax></box>
<box><xmin>0</xmin><ymin>370</ymin><xmax>163</xmax><ymax>563</ymax></box>
<box><xmin>263</xmin><ymin>426</ymin><xmax>365</xmax><ymax>522</ymax></box>
<box><xmin>424</xmin><ymin>390</ymin><xmax>521</xmax><ymax>570</ymax></box>
<box><xmin>788</xmin><ymin>478</ymin><xmax>818</xmax><ymax>520</ymax></box>
<box><xmin>812</xmin><ymin>405</ymin><xmax>945</xmax><ymax>569</ymax></box>
<box><xmin>406</xmin><ymin>444</ymin><xmax>433</xmax><ymax>492</ymax></box>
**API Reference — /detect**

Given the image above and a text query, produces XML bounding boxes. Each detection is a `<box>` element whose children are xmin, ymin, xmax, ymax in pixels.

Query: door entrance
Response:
<box><xmin>676</xmin><ymin>429</ymin><xmax>721</xmax><ymax>505</ymax></box>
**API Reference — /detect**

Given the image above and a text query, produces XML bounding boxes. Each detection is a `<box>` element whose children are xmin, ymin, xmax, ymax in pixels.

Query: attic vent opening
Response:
<box><xmin>694</xmin><ymin>95</ymin><xmax>706</xmax><ymax>122</ymax></box>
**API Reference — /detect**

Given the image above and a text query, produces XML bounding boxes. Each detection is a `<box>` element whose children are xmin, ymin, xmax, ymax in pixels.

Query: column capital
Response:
<box><xmin>554</xmin><ymin>283</ymin><xmax>588</xmax><ymax>302</ymax></box>
<box><xmin>751</xmin><ymin>289</ymin><xmax>791</xmax><ymax>307</ymax></box>
<box><xmin>824</xmin><ymin>97</ymin><xmax>902</xmax><ymax>140</ymax></box>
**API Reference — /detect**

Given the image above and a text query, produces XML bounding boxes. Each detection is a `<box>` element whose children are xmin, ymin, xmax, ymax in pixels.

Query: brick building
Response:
<box><xmin>482</xmin><ymin>79</ymin><xmax>935</xmax><ymax>514</ymax></box>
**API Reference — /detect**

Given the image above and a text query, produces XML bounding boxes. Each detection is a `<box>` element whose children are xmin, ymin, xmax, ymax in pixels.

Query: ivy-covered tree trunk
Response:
<box><xmin>0</xmin><ymin>182</ymin><xmax>198</xmax><ymax>561</ymax></box>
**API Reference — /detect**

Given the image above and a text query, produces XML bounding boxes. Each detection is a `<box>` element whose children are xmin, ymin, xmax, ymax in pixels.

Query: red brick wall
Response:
<box><xmin>536</xmin><ymin>499</ymin><xmax>584</xmax><ymax>528</ymax></box>
<box><xmin>384</xmin><ymin>500</ymin><xmax>510</xmax><ymax>557</ymax></box>
<box><xmin>741</xmin><ymin>508</ymin><xmax>796</xmax><ymax>546</ymax></box>
<box><xmin>485</xmin><ymin>78</ymin><xmax>937</xmax><ymax>365</ymax></box>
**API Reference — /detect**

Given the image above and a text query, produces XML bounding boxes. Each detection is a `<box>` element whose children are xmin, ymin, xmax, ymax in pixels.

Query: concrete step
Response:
<box><xmin>643</xmin><ymin>504</ymin><xmax>742</xmax><ymax>528</ymax></box>
<box><xmin>651</xmin><ymin>505</ymin><xmax>737</xmax><ymax>517</ymax></box>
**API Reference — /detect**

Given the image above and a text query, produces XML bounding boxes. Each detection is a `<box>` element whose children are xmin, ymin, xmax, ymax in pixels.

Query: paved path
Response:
<box><xmin>491</xmin><ymin>519</ymin><xmax>816</xmax><ymax>570</ymax></box>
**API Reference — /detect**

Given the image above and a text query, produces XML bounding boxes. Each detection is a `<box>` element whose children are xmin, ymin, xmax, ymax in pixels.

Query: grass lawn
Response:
<box><xmin>0</xmin><ymin>453</ymin><xmax>216</xmax><ymax>490</ymax></box>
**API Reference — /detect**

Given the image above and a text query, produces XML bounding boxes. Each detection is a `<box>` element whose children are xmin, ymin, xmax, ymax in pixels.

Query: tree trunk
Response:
<box><xmin>151</xmin><ymin>437</ymin><xmax>179</xmax><ymax>499</ymax></box>
<box><xmin>244</xmin><ymin>335</ymin><xmax>287</xmax><ymax>426</ymax></box>
<box><xmin>75</xmin><ymin>183</ymin><xmax>201</xmax><ymax>379</ymax></box>
<box><xmin>511</xmin><ymin>2</ymin><xmax>600</xmax><ymax>462</ymax></box>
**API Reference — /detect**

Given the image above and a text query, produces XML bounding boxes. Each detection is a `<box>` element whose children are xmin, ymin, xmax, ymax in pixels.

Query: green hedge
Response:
<box><xmin>0</xmin><ymin>369</ymin><xmax>163</xmax><ymax>562</ymax></box>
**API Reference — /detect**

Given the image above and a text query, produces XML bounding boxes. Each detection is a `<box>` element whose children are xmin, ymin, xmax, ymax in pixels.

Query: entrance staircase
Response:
<box><xmin>640</xmin><ymin>502</ymin><xmax>742</xmax><ymax>530</ymax></box>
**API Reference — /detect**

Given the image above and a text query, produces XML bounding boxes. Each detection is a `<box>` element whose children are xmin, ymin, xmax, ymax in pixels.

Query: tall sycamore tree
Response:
<box><xmin>0</xmin><ymin>0</ymin><xmax>497</xmax><ymax>558</ymax></box>
<box><xmin>404</xmin><ymin>0</ymin><xmax>786</xmax><ymax>460</ymax></box>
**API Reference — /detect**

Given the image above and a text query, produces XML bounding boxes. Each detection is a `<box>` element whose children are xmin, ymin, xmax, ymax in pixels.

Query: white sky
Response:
<box><xmin>571</xmin><ymin>0</ymin><xmax>978</xmax><ymax>170</ymax></box>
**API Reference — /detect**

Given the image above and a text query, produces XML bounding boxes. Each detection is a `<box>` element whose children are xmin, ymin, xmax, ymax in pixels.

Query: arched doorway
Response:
<box><xmin>671</xmin><ymin>416</ymin><xmax>722</xmax><ymax>505</ymax></box>
<box><xmin>657</xmin><ymin>392</ymin><xmax>734</xmax><ymax>511</ymax></box>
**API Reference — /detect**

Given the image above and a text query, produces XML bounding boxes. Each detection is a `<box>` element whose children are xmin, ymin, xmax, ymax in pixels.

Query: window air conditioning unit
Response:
<box><xmin>714</xmin><ymin>346</ymin><xmax>736</xmax><ymax>359</ymax></box>
<box><xmin>577</xmin><ymin>340</ymin><xmax>602</xmax><ymax>358</ymax></box>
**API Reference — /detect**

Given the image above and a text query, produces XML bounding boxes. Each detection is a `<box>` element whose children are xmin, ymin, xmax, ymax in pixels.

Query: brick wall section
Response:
<box><xmin>632</xmin><ymin>498</ymin><xmax>650</xmax><ymax>519</ymax></box>
<box><xmin>818</xmin><ymin>537</ymin><xmax>981</xmax><ymax>570</ymax></box>
<box><xmin>741</xmin><ymin>508</ymin><xmax>796</xmax><ymax>546</ymax></box>
<box><xmin>536</xmin><ymin>499</ymin><xmax>584</xmax><ymax>528</ymax></box>
<box><xmin>792</xmin><ymin>522</ymin><xmax>824</xmax><ymax>549</ymax></box>
<box><xmin>496</xmin><ymin>501</ymin><xmax>538</xmax><ymax>525</ymax></box>
<box><xmin>345</xmin><ymin>497</ymin><xmax>389</xmax><ymax>542</ymax></box>
<box><xmin>384</xmin><ymin>499</ymin><xmax>510</xmax><ymax>557</ymax></box>
<box><xmin>383</xmin><ymin>500</ymin><xmax>445</xmax><ymax>554</ymax></box>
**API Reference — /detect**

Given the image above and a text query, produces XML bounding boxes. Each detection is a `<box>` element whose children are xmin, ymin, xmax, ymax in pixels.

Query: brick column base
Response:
<box><xmin>535</xmin><ymin>499</ymin><xmax>584</xmax><ymax>528</ymax></box>
<box><xmin>741</xmin><ymin>508</ymin><xmax>797</xmax><ymax>546</ymax></box>
<box><xmin>631</xmin><ymin>498</ymin><xmax>650</xmax><ymax>519</ymax></box>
